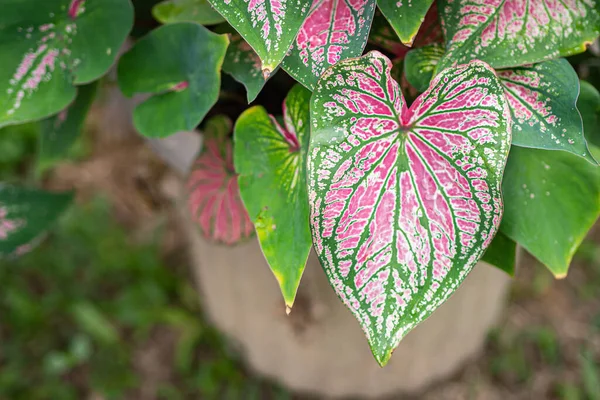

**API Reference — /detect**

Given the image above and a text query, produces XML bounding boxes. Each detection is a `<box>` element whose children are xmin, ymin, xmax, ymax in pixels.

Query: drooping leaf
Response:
<box><xmin>404</xmin><ymin>43</ymin><xmax>445</xmax><ymax>92</ymax></box>
<box><xmin>0</xmin><ymin>185</ymin><xmax>73</xmax><ymax>257</ymax></box>
<box><xmin>38</xmin><ymin>81</ymin><xmax>97</xmax><ymax>170</ymax></box>
<box><xmin>308</xmin><ymin>51</ymin><xmax>511</xmax><ymax>365</ymax></box>
<box><xmin>152</xmin><ymin>0</ymin><xmax>225</xmax><ymax>25</ymax></box>
<box><xmin>377</xmin><ymin>0</ymin><xmax>433</xmax><ymax>45</ymax></box>
<box><xmin>405</xmin><ymin>52</ymin><xmax>595</xmax><ymax>161</ymax></box>
<box><xmin>437</xmin><ymin>0</ymin><xmax>600</xmax><ymax>72</ymax></box>
<box><xmin>499</xmin><ymin>59</ymin><xmax>595</xmax><ymax>162</ymax></box>
<box><xmin>117</xmin><ymin>23</ymin><xmax>229</xmax><ymax>138</ymax></box>
<box><xmin>0</xmin><ymin>0</ymin><xmax>133</xmax><ymax>128</ymax></box>
<box><xmin>481</xmin><ymin>231</ymin><xmax>516</xmax><ymax>276</ymax></box>
<box><xmin>234</xmin><ymin>85</ymin><xmax>312</xmax><ymax>308</ymax></box>
<box><xmin>281</xmin><ymin>0</ymin><xmax>376</xmax><ymax>90</ymax></box>
<box><xmin>500</xmin><ymin>146</ymin><xmax>600</xmax><ymax>278</ymax></box>
<box><xmin>187</xmin><ymin>116</ymin><xmax>254</xmax><ymax>244</ymax></box>
<box><xmin>578</xmin><ymin>80</ymin><xmax>600</xmax><ymax>147</ymax></box>
<box><xmin>207</xmin><ymin>0</ymin><xmax>312</xmax><ymax>74</ymax></box>
<box><xmin>218</xmin><ymin>25</ymin><xmax>271</xmax><ymax>103</ymax></box>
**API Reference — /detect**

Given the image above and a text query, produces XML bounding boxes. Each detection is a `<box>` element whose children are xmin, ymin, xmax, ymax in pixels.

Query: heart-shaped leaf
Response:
<box><xmin>437</xmin><ymin>0</ymin><xmax>600</xmax><ymax>72</ymax></box>
<box><xmin>187</xmin><ymin>116</ymin><xmax>254</xmax><ymax>244</ymax></box>
<box><xmin>153</xmin><ymin>0</ymin><xmax>226</xmax><ymax>25</ymax></box>
<box><xmin>39</xmin><ymin>81</ymin><xmax>97</xmax><ymax>171</ymax></box>
<box><xmin>578</xmin><ymin>80</ymin><xmax>600</xmax><ymax>147</ymax></box>
<box><xmin>0</xmin><ymin>0</ymin><xmax>133</xmax><ymax>128</ymax></box>
<box><xmin>481</xmin><ymin>232</ymin><xmax>516</xmax><ymax>276</ymax></box>
<box><xmin>118</xmin><ymin>23</ymin><xmax>229</xmax><ymax>138</ymax></box>
<box><xmin>281</xmin><ymin>0</ymin><xmax>376</xmax><ymax>90</ymax></box>
<box><xmin>500</xmin><ymin>146</ymin><xmax>600</xmax><ymax>278</ymax></box>
<box><xmin>207</xmin><ymin>0</ymin><xmax>312</xmax><ymax>74</ymax></box>
<box><xmin>218</xmin><ymin>26</ymin><xmax>271</xmax><ymax>103</ymax></box>
<box><xmin>377</xmin><ymin>0</ymin><xmax>433</xmax><ymax>45</ymax></box>
<box><xmin>405</xmin><ymin>50</ymin><xmax>594</xmax><ymax>161</ymax></box>
<box><xmin>308</xmin><ymin>51</ymin><xmax>511</xmax><ymax>365</ymax></box>
<box><xmin>234</xmin><ymin>85</ymin><xmax>312</xmax><ymax>308</ymax></box>
<box><xmin>0</xmin><ymin>185</ymin><xmax>73</xmax><ymax>258</ymax></box>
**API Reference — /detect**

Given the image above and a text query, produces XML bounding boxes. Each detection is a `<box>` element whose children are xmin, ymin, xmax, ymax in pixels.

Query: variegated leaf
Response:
<box><xmin>218</xmin><ymin>26</ymin><xmax>272</xmax><ymax>102</ymax></box>
<box><xmin>499</xmin><ymin>59</ymin><xmax>595</xmax><ymax>162</ymax></box>
<box><xmin>187</xmin><ymin>116</ymin><xmax>254</xmax><ymax>244</ymax></box>
<box><xmin>405</xmin><ymin>50</ymin><xmax>595</xmax><ymax>161</ymax></box>
<box><xmin>377</xmin><ymin>0</ymin><xmax>434</xmax><ymax>45</ymax></box>
<box><xmin>234</xmin><ymin>85</ymin><xmax>312</xmax><ymax>308</ymax></box>
<box><xmin>207</xmin><ymin>0</ymin><xmax>311</xmax><ymax>74</ymax></box>
<box><xmin>308</xmin><ymin>51</ymin><xmax>511</xmax><ymax>365</ymax></box>
<box><xmin>437</xmin><ymin>0</ymin><xmax>600</xmax><ymax>72</ymax></box>
<box><xmin>281</xmin><ymin>0</ymin><xmax>376</xmax><ymax>90</ymax></box>
<box><xmin>0</xmin><ymin>185</ymin><xmax>73</xmax><ymax>258</ymax></box>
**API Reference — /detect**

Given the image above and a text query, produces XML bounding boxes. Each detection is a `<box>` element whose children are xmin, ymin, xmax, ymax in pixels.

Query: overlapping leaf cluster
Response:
<box><xmin>1</xmin><ymin>0</ymin><xmax>600</xmax><ymax>366</ymax></box>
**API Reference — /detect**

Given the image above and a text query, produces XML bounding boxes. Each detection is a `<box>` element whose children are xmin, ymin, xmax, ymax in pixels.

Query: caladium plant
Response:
<box><xmin>2</xmin><ymin>0</ymin><xmax>600</xmax><ymax>367</ymax></box>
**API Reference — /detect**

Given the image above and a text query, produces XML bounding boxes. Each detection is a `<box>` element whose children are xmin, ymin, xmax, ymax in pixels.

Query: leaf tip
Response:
<box><xmin>262</xmin><ymin>68</ymin><xmax>272</xmax><ymax>80</ymax></box>
<box><xmin>554</xmin><ymin>271</ymin><xmax>568</xmax><ymax>280</ymax></box>
<box><xmin>285</xmin><ymin>305</ymin><xmax>292</xmax><ymax>315</ymax></box>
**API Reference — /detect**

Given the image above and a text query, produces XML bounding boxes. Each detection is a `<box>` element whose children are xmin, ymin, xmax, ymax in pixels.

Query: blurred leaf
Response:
<box><xmin>581</xmin><ymin>350</ymin><xmax>600</xmax><ymax>400</ymax></box>
<box><xmin>71</xmin><ymin>302</ymin><xmax>119</xmax><ymax>345</ymax></box>
<box><xmin>153</xmin><ymin>0</ymin><xmax>225</xmax><ymax>25</ymax></box>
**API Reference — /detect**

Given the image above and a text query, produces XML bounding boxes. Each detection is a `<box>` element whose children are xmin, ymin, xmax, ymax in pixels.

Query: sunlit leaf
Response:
<box><xmin>0</xmin><ymin>185</ymin><xmax>73</xmax><ymax>257</ymax></box>
<box><xmin>500</xmin><ymin>146</ymin><xmax>600</xmax><ymax>278</ymax></box>
<box><xmin>281</xmin><ymin>0</ymin><xmax>376</xmax><ymax>90</ymax></box>
<box><xmin>207</xmin><ymin>0</ymin><xmax>311</xmax><ymax>74</ymax></box>
<box><xmin>377</xmin><ymin>0</ymin><xmax>433</xmax><ymax>45</ymax></box>
<box><xmin>308</xmin><ymin>51</ymin><xmax>511</xmax><ymax>365</ymax></box>
<box><xmin>235</xmin><ymin>85</ymin><xmax>312</xmax><ymax>308</ymax></box>
<box><xmin>117</xmin><ymin>23</ymin><xmax>228</xmax><ymax>138</ymax></box>
<box><xmin>152</xmin><ymin>0</ymin><xmax>225</xmax><ymax>25</ymax></box>
<box><xmin>437</xmin><ymin>0</ymin><xmax>600</xmax><ymax>71</ymax></box>
<box><xmin>0</xmin><ymin>0</ymin><xmax>133</xmax><ymax>128</ymax></box>
<box><xmin>187</xmin><ymin>116</ymin><xmax>254</xmax><ymax>244</ymax></box>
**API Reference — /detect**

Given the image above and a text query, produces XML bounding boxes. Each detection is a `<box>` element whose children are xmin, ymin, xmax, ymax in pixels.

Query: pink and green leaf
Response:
<box><xmin>218</xmin><ymin>25</ymin><xmax>272</xmax><ymax>103</ymax></box>
<box><xmin>0</xmin><ymin>0</ymin><xmax>133</xmax><ymax>128</ymax></box>
<box><xmin>308</xmin><ymin>51</ymin><xmax>511</xmax><ymax>365</ymax></box>
<box><xmin>207</xmin><ymin>0</ymin><xmax>311</xmax><ymax>74</ymax></box>
<box><xmin>234</xmin><ymin>85</ymin><xmax>312</xmax><ymax>308</ymax></box>
<box><xmin>118</xmin><ymin>23</ymin><xmax>229</xmax><ymax>138</ymax></box>
<box><xmin>437</xmin><ymin>0</ymin><xmax>600</xmax><ymax>72</ymax></box>
<box><xmin>377</xmin><ymin>0</ymin><xmax>434</xmax><ymax>45</ymax></box>
<box><xmin>187</xmin><ymin>116</ymin><xmax>254</xmax><ymax>245</ymax></box>
<box><xmin>405</xmin><ymin>49</ymin><xmax>595</xmax><ymax>161</ymax></box>
<box><xmin>281</xmin><ymin>0</ymin><xmax>376</xmax><ymax>90</ymax></box>
<box><xmin>0</xmin><ymin>185</ymin><xmax>73</xmax><ymax>258</ymax></box>
<box><xmin>500</xmin><ymin>146</ymin><xmax>600</xmax><ymax>278</ymax></box>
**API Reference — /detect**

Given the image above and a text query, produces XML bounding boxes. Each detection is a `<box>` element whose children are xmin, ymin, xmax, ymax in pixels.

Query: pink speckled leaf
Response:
<box><xmin>187</xmin><ymin>116</ymin><xmax>254</xmax><ymax>244</ymax></box>
<box><xmin>207</xmin><ymin>0</ymin><xmax>311</xmax><ymax>74</ymax></box>
<box><xmin>437</xmin><ymin>0</ymin><xmax>600</xmax><ymax>72</ymax></box>
<box><xmin>307</xmin><ymin>51</ymin><xmax>511</xmax><ymax>365</ymax></box>
<box><xmin>281</xmin><ymin>0</ymin><xmax>376</xmax><ymax>90</ymax></box>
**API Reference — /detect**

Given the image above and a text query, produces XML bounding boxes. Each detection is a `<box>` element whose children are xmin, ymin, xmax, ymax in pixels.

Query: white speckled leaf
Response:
<box><xmin>308</xmin><ymin>51</ymin><xmax>511</xmax><ymax>365</ymax></box>
<box><xmin>437</xmin><ymin>0</ymin><xmax>600</xmax><ymax>71</ymax></box>
<box><xmin>208</xmin><ymin>0</ymin><xmax>312</xmax><ymax>74</ymax></box>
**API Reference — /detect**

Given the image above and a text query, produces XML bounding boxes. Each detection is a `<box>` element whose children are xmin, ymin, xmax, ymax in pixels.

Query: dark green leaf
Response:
<box><xmin>377</xmin><ymin>0</ymin><xmax>433</xmax><ymax>45</ymax></box>
<box><xmin>152</xmin><ymin>0</ymin><xmax>225</xmax><ymax>25</ymax></box>
<box><xmin>481</xmin><ymin>232</ymin><xmax>517</xmax><ymax>276</ymax></box>
<box><xmin>578</xmin><ymin>80</ymin><xmax>600</xmax><ymax>147</ymax></box>
<box><xmin>117</xmin><ymin>23</ymin><xmax>229</xmax><ymax>138</ymax></box>
<box><xmin>404</xmin><ymin>43</ymin><xmax>444</xmax><ymax>92</ymax></box>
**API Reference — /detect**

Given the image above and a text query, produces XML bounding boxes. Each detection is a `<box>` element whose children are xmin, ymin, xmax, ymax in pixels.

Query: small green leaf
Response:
<box><xmin>0</xmin><ymin>184</ymin><xmax>73</xmax><ymax>257</ymax></box>
<box><xmin>578</xmin><ymin>80</ymin><xmax>600</xmax><ymax>147</ymax></box>
<box><xmin>0</xmin><ymin>0</ymin><xmax>133</xmax><ymax>128</ymax></box>
<box><xmin>234</xmin><ymin>85</ymin><xmax>312</xmax><ymax>308</ymax></box>
<box><xmin>218</xmin><ymin>25</ymin><xmax>271</xmax><ymax>103</ymax></box>
<box><xmin>38</xmin><ymin>81</ymin><xmax>97</xmax><ymax>170</ymax></box>
<box><xmin>404</xmin><ymin>43</ymin><xmax>444</xmax><ymax>92</ymax></box>
<box><xmin>152</xmin><ymin>0</ymin><xmax>225</xmax><ymax>25</ymax></box>
<box><xmin>437</xmin><ymin>0</ymin><xmax>600</xmax><ymax>72</ymax></box>
<box><xmin>500</xmin><ymin>146</ymin><xmax>600</xmax><ymax>278</ymax></box>
<box><xmin>481</xmin><ymin>232</ymin><xmax>517</xmax><ymax>276</ymax></box>
<box><xmin>207</xmin><ymin>0</ymin><xmax>311</xmax><ymax>74</ymax></box>
<box><xmin>117</xmin><ymin>23</ymin><xmax>229</xmax><ymax>138</ymax></box>
<box><xmin>377</xmin><ymin>0</ymin><xmax>433</xmax><ymax>45</ymax></box>
<box><xmin>71</xmin><ymin>302</ymin><xmax>120</xmax><ymax>345</ymax></box>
